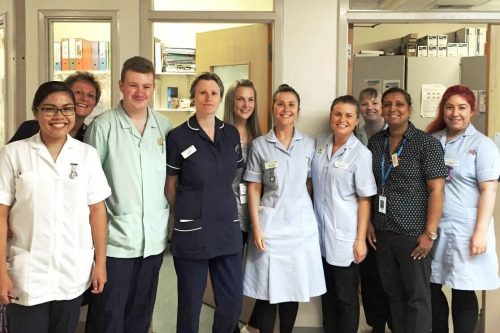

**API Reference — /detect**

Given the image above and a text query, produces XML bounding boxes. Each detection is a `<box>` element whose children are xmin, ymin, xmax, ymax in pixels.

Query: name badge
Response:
<box><xmin>239</xmin><ymin>183</ymin><xmax>248</xmax><ymax>204</ymax></box>
<box><xmin>181</xmin><ymin>145</ymin><xmax>197</xmax><ymax>159</ymax></box>
<box><xmin>444</xmin><ymin>159</ymin><xmax>459</xmax><ymax>167</ymax></box>
<box><xmin>378</xmin><ymin>195</ymin><xmax>387</xmax><ymax>214</ymax></box>
<box><xmin>317</xmin><ymin>146</ymin><xmax>325</xmax><ymax>154</ymax></box>
<box><xmin>265</xmin><ymin>161</ymin><xmax>279</xmax><ymax>170</ymax></box>
<box><xmin>391</xmin><ymin>153</ymin><xmax>399</xmax><ymax>167</ymax></box>
<box><xmin>334</xmin><ymin>160</ymin><xmax>349</xmax><ymax>169</ymax></box>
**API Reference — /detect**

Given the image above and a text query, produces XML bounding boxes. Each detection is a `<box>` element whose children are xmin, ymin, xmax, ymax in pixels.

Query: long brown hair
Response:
<box><xmin>223</xmin><ymin>79</ymin><xmax>262</xmax><ymax>139</ymax></box>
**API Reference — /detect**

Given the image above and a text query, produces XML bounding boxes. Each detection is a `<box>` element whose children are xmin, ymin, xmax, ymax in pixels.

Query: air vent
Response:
<box><xmin>431</xmin><ymin>4</ymin><xmax>475</xmax><ymax>9</ymax></box>
<box><xmin>428</xmin><ymin>0</ymin><xmax>491</xmax><ymax>9</ymax></box>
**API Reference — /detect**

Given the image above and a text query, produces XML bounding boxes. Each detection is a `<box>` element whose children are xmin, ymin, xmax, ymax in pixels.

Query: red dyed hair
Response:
<box><xmin>426</xmin><ymin>85</ymin><xmax>476</xmax><ymax>134</ymax></box>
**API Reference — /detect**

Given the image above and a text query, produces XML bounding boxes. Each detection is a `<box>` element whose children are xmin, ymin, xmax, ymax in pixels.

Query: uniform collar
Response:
<box><xmin>187</xmin><ymin>115</ymin><xmax>225</xmax><ymax>131</ymax></box>
<box><xmin>323</xmin><ymin>132</ymin><xmax>358</xmax><ymax>159</ymax></box>
<box><xmin>383</xmin><ymin>121</ymin><xmax>417</xmax><ymax>141</ymax></box>
<box><xmin>29</xmin><ymin>132</ymin><xmax>77</xmax><ymax>150</ymax></box>
<box><xmin>116</xmin><ymin>101</ymin><xmax>157</xmax><ymax>130</ymax></box>
<box><xmin>265</xmin><ymin>127</ymin><xmax>303</xmax><ymax>143</ymax></box>
<box><xmin>434</xmin><ymin>123</ymin><xmax>476</xmax><ymax>144</ymax></box>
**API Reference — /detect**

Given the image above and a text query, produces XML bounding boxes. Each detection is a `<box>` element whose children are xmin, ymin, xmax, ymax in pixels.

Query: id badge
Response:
<box><xmin>239</xmin><ymin>183</ymin><xmax>248</xmax><ymax>204</ymax></box>
<box><xmin>445</xmin><ymin>159</ymin><xmax>458</xmax><ymax>181</ymax></box>
<box><xmin>378</xmin><ymin>195</ymin><xmax>387</xmax><ymax>214</ymax></box>
<box><xmin>391</xmin><ymin>153</ymin><xmax>399</xmax><ymax>167</ymax></box>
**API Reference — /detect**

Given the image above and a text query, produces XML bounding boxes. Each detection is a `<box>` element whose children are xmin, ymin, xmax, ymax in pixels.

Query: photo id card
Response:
<box><xmin>378</xmin><ymin>195</ymin><xmax>387</xmax><ymax>214</ymax></box>
<box><xmin>239</xmin><ymin>183</ymin><xmax>248</xmax><ymax>204</ymax></box>
<box><xmin>391</xmin><ymin>153</ymin><xmax>399</xmax><ymax>167</ymax></box>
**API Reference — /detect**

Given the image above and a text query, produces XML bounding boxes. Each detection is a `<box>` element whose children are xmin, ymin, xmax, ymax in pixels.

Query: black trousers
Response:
<box><xmin>174</xmin><ymin>251</ymin><xmax>243</xmax><ymax>333</ymax></box>
<box><xmin>7</xmin><ymin>294</ymin><xmax>83</xmax><ymax>333</ymax></box>
<box><xmin>431</xmin><ymin>283</ymin><xmax>479</xmax><ymax>333</ymax></box>
<box><xmin>360</xmin><ymin>246</ymin><xmax>392</xmax><ymax>331</ymax></box>
<box><xmin>85</xmin><ymin>253</ymin><xmax>164</xmax><ymax>333</ymax></box>
<box><xmin>321</xmin><ymin>258</ymin><xmax>360</xmax><ymax>333</ymax></box>
<box><xmin>248</xmin><ymin>299</ymin><xmax>298</xmax><ymax>333</ymax></box>
<box><xmin>375</xmin><ymin>231</ymin><xmax>433</xmax><ymax>333</ymax></box>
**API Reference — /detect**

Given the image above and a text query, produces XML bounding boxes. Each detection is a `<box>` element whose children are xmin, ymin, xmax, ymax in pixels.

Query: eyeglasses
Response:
<box><xmin>37</xmin><ymin>106</ymin><xmax>76</xmax><ymax>117</ymax></box>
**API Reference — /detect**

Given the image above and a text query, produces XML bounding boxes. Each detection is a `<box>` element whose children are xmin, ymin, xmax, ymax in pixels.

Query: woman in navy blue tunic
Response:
<box><xmin>166</xmin><ymin>72</ymin><xmax>244</xmax><ymax>333</ymax></box>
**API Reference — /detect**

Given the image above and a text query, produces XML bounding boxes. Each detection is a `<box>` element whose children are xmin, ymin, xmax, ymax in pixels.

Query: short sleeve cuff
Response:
<box><xmin>167</xmin><ymin>163</ymin><xmax>181</xmax><ymax>175</ymax></box>
<box><xmin>0</xmin><ymin>191</ymin><xmax>14</xmax><ymax>206</ymax></box>
<box><xmin>477</xmin><ymin>168</ymin><xmax>500</xmax><ymax>183</ymax></box>
<box><xmin>243</xmin><ymin>170</ymin><xmax>262</xmax><ymax>183</ymax></box>
<box><xmin>88</xmin><ymin>188</ymin><xmax>112</xmax><ymax>206</ymax></box>
<box><xmin>357</xmin><ymin>185</ymin><xmax>377</xmax><ymax>198</ymax></box>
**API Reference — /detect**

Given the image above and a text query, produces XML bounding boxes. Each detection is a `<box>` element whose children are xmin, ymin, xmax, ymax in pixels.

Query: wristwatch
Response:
<box><xmin>425</xmin><ymin>230</ymin><xmax>438</xmax><ymax>241</ymax></box>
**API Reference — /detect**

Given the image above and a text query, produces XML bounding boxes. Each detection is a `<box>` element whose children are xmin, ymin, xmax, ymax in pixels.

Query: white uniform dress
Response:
<box><xmin>311</xmin><ymin>133</ymin><xmax>377</xmax><ymax>267</ymax></box>
<box><xmin>431</xmin><ymin>124</ymin><xmax>500</xmax><ymax>290</ymax></box>
<box><xmin>243</xmin><ymin>129</ymin><xmax>326</xmax><ymax>304</ymax></box>
<box><xmin>0</xmin><ymin>134</ymin><xmax>111</xmax><ymax>306</ymax></box>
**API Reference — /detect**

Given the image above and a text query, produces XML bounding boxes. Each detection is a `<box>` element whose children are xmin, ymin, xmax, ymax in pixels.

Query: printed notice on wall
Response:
<box><xmin>383</xmin><ymin>80</ymin><xmax>400</xmax><ymax>92</ymax></box>
<box><xmin>478</xmin><ymin>90</ymin><xmax>487</xmax><ymax>114</ymax></box>
<box><xmin>364</xmin><ymin>79</ymin><xmax>382</xmax><ymax>92</ymax></box>
<box><xmin>421</xmin><ymin>84</ymin><xmax>446</xmax><ymax>118</ymax></box>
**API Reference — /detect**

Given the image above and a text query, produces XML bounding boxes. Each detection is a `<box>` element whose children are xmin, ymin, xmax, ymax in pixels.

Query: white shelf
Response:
<box><xmin>156</xmin><ymin>71</ymin><xmax>196</xmax><ymax>76</ymax></box>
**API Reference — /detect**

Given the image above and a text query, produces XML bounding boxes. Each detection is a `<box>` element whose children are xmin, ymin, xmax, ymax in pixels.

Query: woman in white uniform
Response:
<box><xmin>426</xmin><ymin>85</ymin><xmax>500</xmax><ymax>333</ymax></box>
<box><xmin>243</xmin><ymin>84</ymin><xmax>326</xmax><ymax>333</ymax></box>
<box><xmin>0</xmin><ymin>81</ymin><xmax>110</xmax><ymax>333</ymax></box>
<box><xmin>312</xmin><ymin>95</ymin><xmax>376</xmax><ymax>333</ymax></box>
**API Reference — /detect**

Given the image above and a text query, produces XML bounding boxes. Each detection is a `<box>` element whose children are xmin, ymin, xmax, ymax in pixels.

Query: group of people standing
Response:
<box><xmin>0</xmin><ymin>54</ymin><xmax>498</xmax><ymax>333</ymax></box>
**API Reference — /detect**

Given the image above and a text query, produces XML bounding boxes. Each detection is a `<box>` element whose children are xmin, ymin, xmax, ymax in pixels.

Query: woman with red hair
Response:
<box><xmin>426</xmin><ymin>85</ymin><xmax>500</xmax><ymax>333</ymax></box>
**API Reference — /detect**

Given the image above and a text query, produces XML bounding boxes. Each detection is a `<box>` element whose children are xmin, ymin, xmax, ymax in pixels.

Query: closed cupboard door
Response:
<box><xmin>196</xmin><ymin>23</ymin><xmax>272</xmax><ymax>133</ymax></box>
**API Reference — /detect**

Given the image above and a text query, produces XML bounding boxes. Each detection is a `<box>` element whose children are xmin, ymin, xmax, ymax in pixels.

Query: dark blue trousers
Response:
<box><xmin>7</xmin><ymin>294</ymin><xmax>83</xmax><ymax>333</ymax></box>
<box><xmin>360</xmin><ymin>246</ymin><xmax>392</xmax><ymax>331</ymax></box>
<box><xmin>174</xmin><ymin>251</ymin><xmax>243</xmax><ymax>333</ymax></box>
<box><xmin>375</xmin><ymin>231</ymin><xmax>433</xmax><ymax>333</ymax></box>
<box><xmin>85</xmin><ymin>253</ymin><xmax>164</xmax><ymax>333</ymax></box>
<box><xmin>321</xmin><ymin>258</ymin><xmax>360</xmax><ymax>333</ymax></box>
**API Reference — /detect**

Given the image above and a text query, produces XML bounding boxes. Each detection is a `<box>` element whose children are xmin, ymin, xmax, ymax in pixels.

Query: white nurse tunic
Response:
<box><xmin>431</xmin><ymin>124</ymin><xmax>500</xmax><ymax>290</ymax></box>
<box><xmin>243</xmin><ymin>129</ymin><xmax>326</xmax><ymax>304</ymax></box>
<box><xmin>0</xmin><ymin>134</ymin><xmax>111</xmax><ymax>306</ymax></box>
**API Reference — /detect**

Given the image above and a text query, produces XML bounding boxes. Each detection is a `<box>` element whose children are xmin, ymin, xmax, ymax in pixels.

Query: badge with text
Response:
<box><xmin>181</xmin><ymin>145</ymin><xmax>197</xmax><ymax>159</ymax></box>
<box><xmin>264</xmin><ymin>161</ymin><xmax>279</xmax><ymax>170</ymax></box>
<box><xmin>378</xmin><ymin>195</ymin><xmax>387</xmax><ymax>214</ymax></box>
<box><xmin>239</xmin><ymin>183</ymin><xmax>248</xmax><ymax>204</ymax></box>
<box><xmin>391</xmin><ymin>153</ymin><xmax>399</xmax><ymax>167</ymax></box>
<box><xmin>69</xmin><ymin>163</ymin><xmax>78</xmax><ymax>179</ymax></box>
<box><xmin>444</xmin><ymin>159</ymin><xmax>459</xmax><ymax>181</ymax></box>
<box><xmin>334</xmin><ymin>160</ymin><xmax>349</xmax><ymax>169</ymax></box>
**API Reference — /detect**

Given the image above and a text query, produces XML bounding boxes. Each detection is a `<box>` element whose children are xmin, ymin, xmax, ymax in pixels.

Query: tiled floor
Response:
<box><xmin>77</xmin><ymin>252</ymin><xmax>464</xmax><ymax>332</ymax></box>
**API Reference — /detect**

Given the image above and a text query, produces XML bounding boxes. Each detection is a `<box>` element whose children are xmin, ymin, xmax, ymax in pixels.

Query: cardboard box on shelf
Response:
<box><xmin>417</xmin><ymin>45</ymin><xmax>428</xmax><ymax>57</ymax></box>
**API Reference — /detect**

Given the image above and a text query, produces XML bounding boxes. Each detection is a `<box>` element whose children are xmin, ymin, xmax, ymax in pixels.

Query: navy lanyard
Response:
<box><xmin>381</xmin><ymin>136</ymin><xmax>407</xmax><ymax>190</ymax></box>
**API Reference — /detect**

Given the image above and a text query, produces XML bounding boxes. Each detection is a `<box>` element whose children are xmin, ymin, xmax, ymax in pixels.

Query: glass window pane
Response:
<box><xmin>154</xmin><ymin>0</ymin><xmax>273</xmax><ymax>11</ymax></box>
<box><xmin>52</xmin><ymin>21</ymin><xmax>112</xmax><ymax>121</ymax></box>
<box><xmin>152</xmin><ymin>22</ymin><xmax>249</xmax><ymax>112</ymax></box>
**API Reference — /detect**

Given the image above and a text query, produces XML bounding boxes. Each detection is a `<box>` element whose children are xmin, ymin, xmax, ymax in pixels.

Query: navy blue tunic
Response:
<box><xmin>167</xmin><ymin>116</ymin><xmax>243</xmax><ymax>259</ymax></box>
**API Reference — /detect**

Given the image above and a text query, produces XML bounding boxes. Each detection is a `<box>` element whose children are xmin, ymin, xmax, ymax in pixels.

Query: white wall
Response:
<box><xmin>281</xmin><ymin>0</ymin><xmax>338</xmax><ymax>327</ymax></box>
<box><xmin>24</xmin><ymin>0</ymin><xmax>141</xmax><ymax>119</ymax></box>
<box><xmin>0</xmin><ymin>0</ymin><xmax>15</xmax><ymax>144</ymax></box>
<box><xmin>282</xmin><ymin>0</ymin><xmax>337</xmax><ymax>137</ymax></box>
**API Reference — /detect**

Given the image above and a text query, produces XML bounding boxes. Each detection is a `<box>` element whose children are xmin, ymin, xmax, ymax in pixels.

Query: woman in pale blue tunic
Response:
<box><xmin>243</xmin><ymin>84</ymin><xmax>325</xmax><ymax>333</ymax></box>
<box><xmin>312</xmin><ymin>95</ymin><xmax>376</xmax><ymax>333</ymax></box>
<box><xmin>426</xmin><ymin>85</ymin><xmax>500</xmax><ymax>333</ymax></box>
